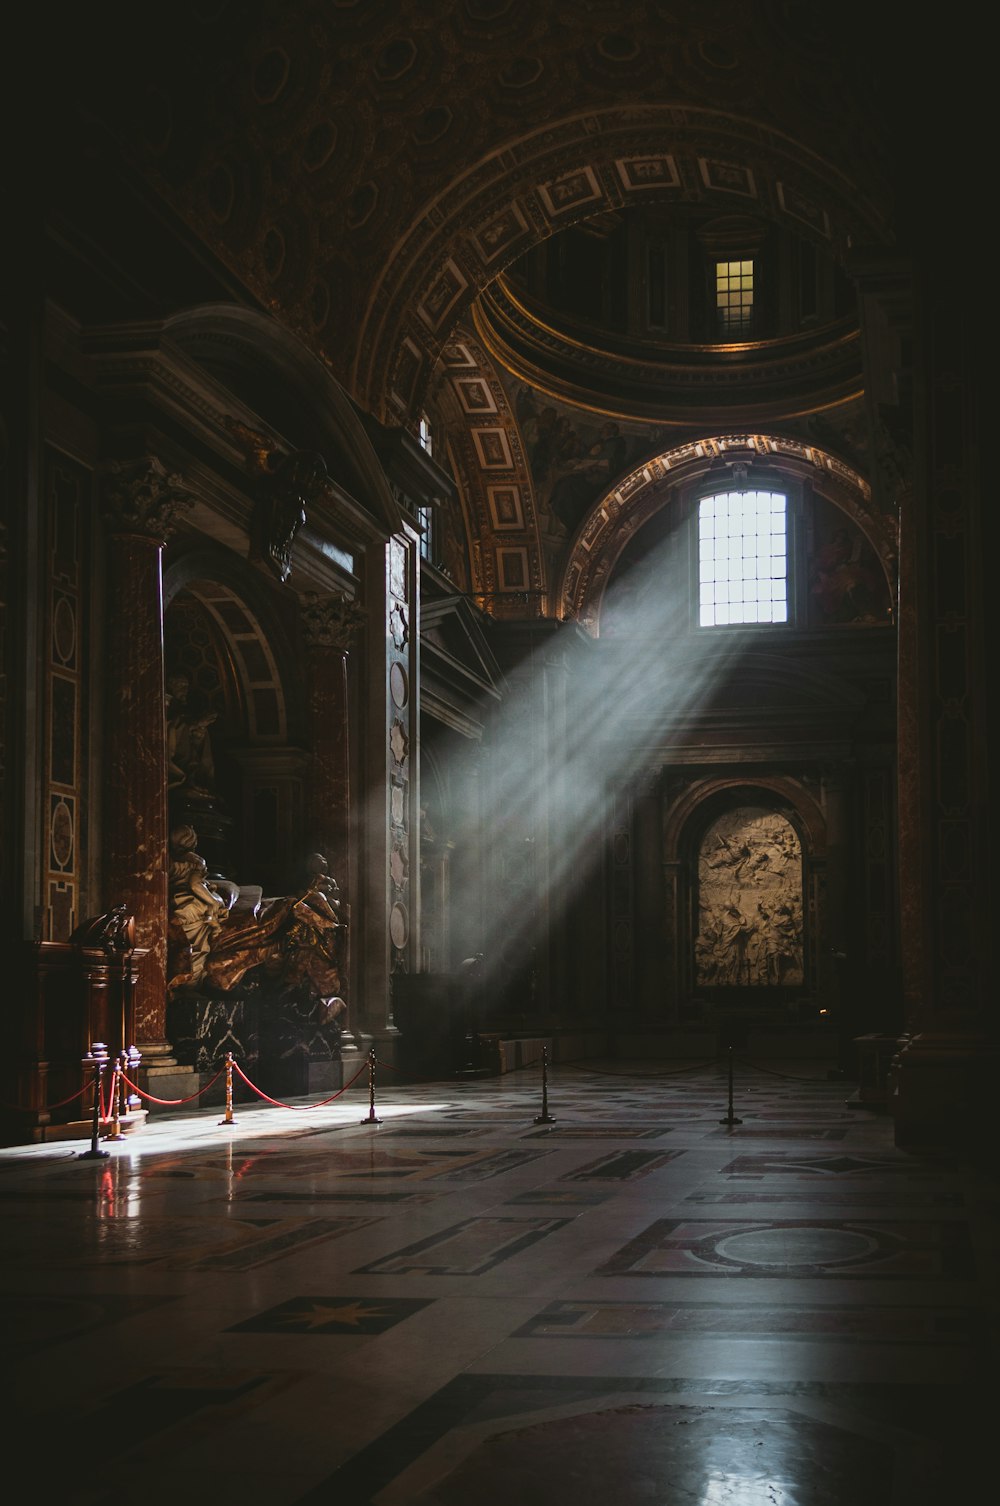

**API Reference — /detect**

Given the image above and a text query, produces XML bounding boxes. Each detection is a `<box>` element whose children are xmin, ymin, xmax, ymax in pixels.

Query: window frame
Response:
<box><xmin>688</xmin><ymin>473</ymin><xmax>804</xmax><ymax>631</ymax></box>
<box><xmin>714</xmin><ymin>256</ymin><xmax>756</xmax><ymax>339</ymax></box>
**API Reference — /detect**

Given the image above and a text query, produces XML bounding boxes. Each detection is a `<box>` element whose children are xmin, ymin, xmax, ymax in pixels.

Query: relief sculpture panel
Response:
<box><xmin>695</xmin><ymin>807</ymin><xmax>803</xmax><ymax>988</ymax></box>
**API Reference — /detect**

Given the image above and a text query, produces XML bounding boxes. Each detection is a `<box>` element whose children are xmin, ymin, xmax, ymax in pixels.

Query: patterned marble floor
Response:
<box><xmin>3</xmin><ymin>1055</ymin><xmax>997</xmax><ymax>1505</ymax></box>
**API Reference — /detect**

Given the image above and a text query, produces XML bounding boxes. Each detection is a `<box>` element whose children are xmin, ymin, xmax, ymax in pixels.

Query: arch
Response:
<box><xmin>665</xmin><ymin>774</ymin><xmax>828</xmax><ymax>1001</ymax></box>
<box><xmin>163</xmin><ymin>303</ymin><xmax>401</xmax><ymax>536</ymax></box>
<box><xmin>429</xmin><ymin>326</ymin><xmax>548</xmax><ymax>611</ymax></box>
<box><xmin>664</xmin><ymin>773</ymin><xmax>827</xmax><ymax>864</ymax></box>
<box><xmin>557</xmin><ymin>432</ymin><xmax>897</xmax><ymax>626</ymax></box>
<box><xmin>356</xmin><ymin>104</ymin><xmax>894</xmax><ymax>420</ymax></box>
<box><xmin>164</xmin><ymin>546</ymin><xmax>306</xmax><ymax>744</ymax></box>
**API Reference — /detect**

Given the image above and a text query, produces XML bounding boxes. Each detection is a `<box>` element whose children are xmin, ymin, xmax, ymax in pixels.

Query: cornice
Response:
<box><xmin>474</xmin><ymin>283</ymin><xmax>864</xmax><ymax>426</ymax></box>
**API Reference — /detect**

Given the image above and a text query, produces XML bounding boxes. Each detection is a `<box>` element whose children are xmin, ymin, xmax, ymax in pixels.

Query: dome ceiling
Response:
<box><xmin>77</xmin><ymin>0</ymin><xmax>905</xmax><ymax>420</ymax></box>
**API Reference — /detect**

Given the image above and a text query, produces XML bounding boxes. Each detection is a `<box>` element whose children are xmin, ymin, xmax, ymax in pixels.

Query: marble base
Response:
<box><xmin>889</xmin><ymin>1031</ymin><xmax>997</xmax><ymax>1147</ymax></box>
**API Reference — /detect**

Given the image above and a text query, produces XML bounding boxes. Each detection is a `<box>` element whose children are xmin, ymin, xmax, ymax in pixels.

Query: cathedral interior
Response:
<box><xmin>2</xmin><ymin>4</ymin><xmax>995</xmax><ymax>1502</ymax></box>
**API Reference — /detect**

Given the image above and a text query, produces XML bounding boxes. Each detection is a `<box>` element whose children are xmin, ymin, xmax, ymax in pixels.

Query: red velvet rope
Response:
<box><xmin>231</xmin><ymin>1056</ymin><xmax>369</xmax><ymax>1109</ymax></box>
<box><xmin>119</xmin><ymin>1064</ymin><xmax>227</xmax><ymax>1106</ymax></box>
<box><xmin>0</xmin><ymin>1081</ymin><xmax>90</xmax><ymax>1114</ymax></box>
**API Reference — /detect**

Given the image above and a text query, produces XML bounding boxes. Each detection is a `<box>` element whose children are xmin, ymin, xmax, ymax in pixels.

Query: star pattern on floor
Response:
<box><xmin>226</xmin><ymin>1294</ymin><xmax>435</xmax><ymax>1334</ymax></box>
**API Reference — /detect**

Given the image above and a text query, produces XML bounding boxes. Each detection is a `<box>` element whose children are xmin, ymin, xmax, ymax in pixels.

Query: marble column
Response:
<box><xmin>300</xmin><ymin>591</ymin><xmax>363</xmax><ymax>1047</ymax></box>
<box><xmin>100</xmin><ymin>457</ymin><xmax>193</xmax><ymax>1066</ymax></box>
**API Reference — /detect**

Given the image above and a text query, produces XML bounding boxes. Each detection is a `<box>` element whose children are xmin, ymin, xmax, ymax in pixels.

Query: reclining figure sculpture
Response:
<box><xmin>167</xmin><ymin>830</ymin><xmax>347</xmax><ymax>1032</ymax></box>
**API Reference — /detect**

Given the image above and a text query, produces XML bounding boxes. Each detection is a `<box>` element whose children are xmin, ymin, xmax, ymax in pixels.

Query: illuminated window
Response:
<box><xmin>698</xmin><ymin>490</ymin><xmax>787</xmax><ymax>626</ymax></box>
<box><xmin>417</xmin><ymin>503</ymin><xmax>434</xmax><ymax>562</ymax></box>
<box><xmin>715</xmin><ymin>258</ymin><xmax>754</xmax><ymax>336</ymax></box>
<box><xmin>418</xmin><ymin>413</ymin><xmax>433</xmax><ymax>455</ymax></box>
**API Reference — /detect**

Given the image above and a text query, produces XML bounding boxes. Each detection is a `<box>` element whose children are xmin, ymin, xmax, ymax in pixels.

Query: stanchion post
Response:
<box><xmin>78</xmin><ymin>1043</ymin><xmax>111</xmax><ymax>1159</ymax></box>
<box><xmin>360</xmin><ymin>1045</ymin><xmax>382</xmax><ymax>1125</ymax></box>
<box><xmin>124</xmin><ymin>1045</ymin><xmax>142</xmax><ymax>1111</ymax></box>
<box><xmin>218</xmin><ymin>1052</ymin><xmax>237</xmax><ymax>1125</ymax></box>
<box><xmin>534</xmin><ymin>1044</ymin><xmax>556</xmax><ymax>1125</ymax></box>
<box><xmin>719</xmin><ymin>1043</ymin><xmax>743</xmax><ymax>1127</ymax></box>
<box><xmin>106</xmin><ymin>1057</ymin><xmax>126</xmax><ymax>1141</ymax></box>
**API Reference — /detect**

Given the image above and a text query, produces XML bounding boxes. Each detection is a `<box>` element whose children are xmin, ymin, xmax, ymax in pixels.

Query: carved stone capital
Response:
<box><xmin>300</xmin><ymin>590</ymin><xmax>366</xmax><ymax>650</ymax></box>
<box><xmin>100</xmin><ymin>457</ymin><xmax>195</xmax><ymax>542</ymax></box>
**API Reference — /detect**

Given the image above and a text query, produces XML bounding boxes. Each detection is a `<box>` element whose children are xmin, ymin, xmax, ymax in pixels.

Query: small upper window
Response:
<box><xmin>418</xmin><ymin>414</ymin><xmax>433</xmax><ymax>456</ymax></box>
<box><xmin>417</xmin><ymin>503</ymin><xmax>434</xmax><ymax>562</ymax></box>
<box><xmin>715</xmin><ymin>259</ymin><xmax>754</xmax><ymax>337</ymax></box>
<box><xmin>698</xmin><ymin>490</ymin><xmax>787</xmax><ymax>626</ymax></box>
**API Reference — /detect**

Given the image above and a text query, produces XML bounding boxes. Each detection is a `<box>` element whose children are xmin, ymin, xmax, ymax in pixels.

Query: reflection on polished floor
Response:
<box><xmin>3</xmin><ymin>1054</ymin><xmax>996</xmax><ymax>1505</ymax></box>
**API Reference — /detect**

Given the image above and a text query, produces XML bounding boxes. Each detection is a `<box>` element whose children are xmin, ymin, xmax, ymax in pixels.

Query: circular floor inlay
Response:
<box><xmin>716</xmin><ymin>1226</ymin><xmax>874</xmax><ymax>1267</ymax></box>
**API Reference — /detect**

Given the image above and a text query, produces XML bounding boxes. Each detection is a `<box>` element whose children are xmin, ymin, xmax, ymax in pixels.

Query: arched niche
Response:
<box><xmin>695</xmin><ymin>807</ymin><xmax>805</xmax><ymax>990</ymax></box>
<box><xmin>163</xmin><ymin>547</ymin><xmax>307</xmax><ymax>894</ymax></box>
<box><xmin>664</xmin><ymin>775</ymin><xmax>828</xmax><ymax>1011</ymax></box>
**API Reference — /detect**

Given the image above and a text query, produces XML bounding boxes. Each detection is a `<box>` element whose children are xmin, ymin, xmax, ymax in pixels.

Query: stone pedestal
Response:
<box><xmin>889</xmin><ymin>1031</ymin><xmax>997</xmax><ymax>1148</ymax></box>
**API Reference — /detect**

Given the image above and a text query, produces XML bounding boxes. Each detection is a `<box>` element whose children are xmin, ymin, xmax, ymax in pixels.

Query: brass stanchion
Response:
<box><xmin>218</xmin><ymin>1052</ymin><xmax>237</xmax><ymax>1125</ymax></box>
<box><xmin>124</xmin><ymin>1045</ymin><xmax>142</xmax><ymax>1112</ymax></box>
<box><xmin>534</xmin><ymin>1044</ymin><xmax>556</xmax><ymax>1125</ymax></box>
<box><xmin>106</xmin><ymin>1057</ymin><xmax>126</xmax><ymax>1141</ymax></box>
<box><xmin>360</xmin><ymin>1045</ymin><xmax>382</xmax><ymax>1125</ymax></box>
<box><xmin>78</xmin><ymin>1043</ymin><xmax>111</xmax><ymax>1160</ymax></box>
<box><xmin>719</xmin><ymin>1044</ymin><xmax>743</xmax><ymax>1126</ymax></box>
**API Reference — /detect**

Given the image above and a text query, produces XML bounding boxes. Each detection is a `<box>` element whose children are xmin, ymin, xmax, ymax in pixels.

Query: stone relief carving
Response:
<box><xmin>695</xmin><ymin>807</ymin><xmax>804</xmax><ymax>988</ymax></box>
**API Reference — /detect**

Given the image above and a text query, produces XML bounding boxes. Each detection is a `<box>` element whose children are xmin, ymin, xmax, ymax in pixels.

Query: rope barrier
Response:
<box><xmin>13</xmin><ymin>1030</ymin><xmax>849</xmax><ymax>1155</ymax></box>
<box><xmin>0</xmin><ymin>1082</ymin><xmax>90</xmax><ymax>1114</ymax></box>
<box><xmin>77</xmin><ymin>1046</ymin><xmax>111</xmax><ymax>1161</ymax></box>
<box><xmin>562</xmin><ymin>1059</ymin><xmax>720</xmax><ymax>1078</ymax></box>
<box><xmin>733</xmin><ymin>1056</ymin><xmax>838</xmax><ymax>1084</ymax></box>
<box><xmin>119</xmin><ymin>1064</ymin><xmax>227</xmax><ymax>1106</ymax></box>
<box><xmin>719</xmin><ymin>1044</ymin><xmax>744</xmax><ymax>1127</ymax></box>
<box><xmin>360</xmin><ymin>1046</ymin><xmax>382</xmax><ymax>1125</ymax></box>
<box><xmin>534</xmin><ymin>1044</ymin><xmax>556</xmax><ymax>1125</ymax></box>
<box><xmin>230</xmin><ymin>1054</ymin><xmax>370</xmax><ymax>1114</ymax></box>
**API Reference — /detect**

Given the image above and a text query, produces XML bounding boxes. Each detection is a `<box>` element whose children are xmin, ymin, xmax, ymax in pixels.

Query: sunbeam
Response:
<box><xmin>395</xmin><ymin>499</ymin><xmax>759</xmax><ymax>997</ymax></box>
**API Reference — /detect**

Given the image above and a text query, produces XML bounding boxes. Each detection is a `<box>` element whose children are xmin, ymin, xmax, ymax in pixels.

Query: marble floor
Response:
<box><xmin>2</xmin><ymin>1052</ymin><xmax>997</xmax><ymax>1505</ymax></box>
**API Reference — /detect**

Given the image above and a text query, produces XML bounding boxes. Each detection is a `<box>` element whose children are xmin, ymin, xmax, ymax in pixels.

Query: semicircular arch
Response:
<box><xmin>557</xmin><ymin>432</ymin><xmax>897</xmax><ymax>627</ymax></box>
<box><xmin>357</xmin><ymin>103</ymin><xmax>893</xmax><ymax>421</ymax></box>
<box><xmin>664</xmin><ymin>773</ymin><xmax>828</xmax><ymax>867</ymax></box>
<box><xmin>163</xmin><ymin>303</ymin><xmax>400</xmax><ymax>536</ymax></box>
<box><xmin>164</xmin><ymin>545</ymin><xmax>305</xmax><ymax>746</ymax></box>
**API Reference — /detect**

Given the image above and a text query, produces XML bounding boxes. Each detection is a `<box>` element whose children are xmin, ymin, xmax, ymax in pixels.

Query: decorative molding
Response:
<box><xmin>299</xmin><ymin>590</ymin><xmax>365</xmax><ymax>650</ymax></box>
<box><xmin>99</xmin><ymin>456</ymin><xmax>195</xmax><ymax>542</ymax></box>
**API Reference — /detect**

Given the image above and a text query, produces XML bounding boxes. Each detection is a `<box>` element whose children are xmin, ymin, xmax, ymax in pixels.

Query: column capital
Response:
<box><xmin>99</xmin><ymin>456</ymin><xmax>195</xmax><ymax>542</ymax></box>
<box><xmin>299</xmin><ymin>590</ymin><xmax>365</xmax><ymax>650</ymax></box>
